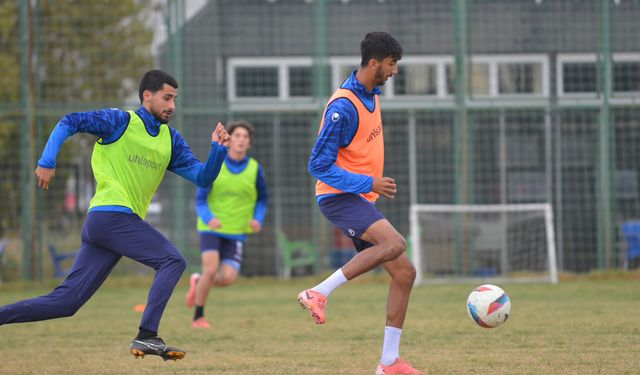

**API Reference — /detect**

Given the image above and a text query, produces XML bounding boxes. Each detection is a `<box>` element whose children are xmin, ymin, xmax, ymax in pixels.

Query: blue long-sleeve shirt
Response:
<box><xmin>195</xmin><ymin>156</ymin><xmax>268</xmax><ymax>241</ymax></box>
<box><xmin>308</xmin><ymin>70</ymin><xmax>382</xmax><ymax>203</ymax></box>
<box><xmin>38</xmin><ymin>105</ymin><xmax>228</xmax><ymax>214</ymax></box>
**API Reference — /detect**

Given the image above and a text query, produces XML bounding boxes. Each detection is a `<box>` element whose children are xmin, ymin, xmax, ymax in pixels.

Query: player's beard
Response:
<box><xmin>151</xmin><ymin>108</ymin><xmax>173</xmax><ymax>124</ymax></box>
<box><xmin>374</xmin><ymin>66</ymin><xmax>388</xmax><ymax>86</ymax></box>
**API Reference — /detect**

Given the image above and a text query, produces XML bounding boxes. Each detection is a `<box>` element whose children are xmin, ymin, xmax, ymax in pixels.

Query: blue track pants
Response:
<box><xmin>0</xmin><ymin>211</ymin><xmax>186</xmax><ymax>332</ymax></box>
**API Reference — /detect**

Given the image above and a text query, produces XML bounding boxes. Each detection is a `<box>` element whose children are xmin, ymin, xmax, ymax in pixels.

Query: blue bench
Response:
<box><xmin>621</xmin><ymin>221</ymin><xmax>640</xmax><ymax>269</ymax></box>
<box><xmin>47</xmin><ymin>243</ymin><xmax>79</xmax><ymax>277</ymax></box>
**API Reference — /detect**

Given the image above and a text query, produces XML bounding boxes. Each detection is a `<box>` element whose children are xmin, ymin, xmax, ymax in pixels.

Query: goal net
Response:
<box><xmin>410</xmin><ymin>204</ymin><xmax>558</xmax><ymax>284</ymax></box>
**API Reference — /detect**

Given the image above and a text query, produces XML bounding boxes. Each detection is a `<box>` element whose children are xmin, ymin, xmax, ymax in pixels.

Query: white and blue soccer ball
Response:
<box><xmin>466</xmin><ymin>284</ymin><xmax>511</xmax><ymax>328</ymax></box>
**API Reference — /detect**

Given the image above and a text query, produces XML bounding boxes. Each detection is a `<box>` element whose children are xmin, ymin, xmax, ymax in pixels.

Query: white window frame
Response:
<box><xmin>449</xmin><ymin>59</ymin><xmax>491</xmax><ymax>98</ymax></box>
<box><xmin>227</xmin><ymin>57</ymin><xmax>313</xmax><ymax>101</ymax></box>
<box><xmin>228</xmin><ymin>54</ymin><xmax>550</xmax><ymax>104</ymax></box>
<box><xmin>390</xmin><ymin>55</ymin><xmax>451</xmax><ymax>99</ymax></box>
<box><xmin>445</xmin><ymin>57</ymin><xmax>490</xmax><ymax>98</ymax></box>
<box><xmin>330</xmin><ymin>56</ymin><xmax>455</xmax><ymax>100</ymax></box>
<box><xmin>444</xmin><ymin>54</ymin><xmax>549</xmax><ymax>98</ymax></box>
<box><xmin>556</xmin><ymin>52</ymin><xmax>640</xmax><ymax>98</ymax></box>
<box><xmin>612</xmin><ymin>52</ymin><xmax>640</xmax><ymax>97</ymax></box>
<box><xmin>556</xmin><ymin>53</ymin><xmax>598</xmax><ymax>98</ymax></box>
<box><xmin>486</xmin><ymin>54</ymin><xmax>550</xmax><ymax>98</ymax></box>
<box><xmin>557</xmin><ymin>53</ymin><xmax>640</xmax><ymax>103</ymax></box>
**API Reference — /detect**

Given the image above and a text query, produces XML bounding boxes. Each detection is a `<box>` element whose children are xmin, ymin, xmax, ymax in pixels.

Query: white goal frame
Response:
<box><xmin>410</xmin><ymin>203</ymin><xmax>558</xmax><ymax>284</ymax></box>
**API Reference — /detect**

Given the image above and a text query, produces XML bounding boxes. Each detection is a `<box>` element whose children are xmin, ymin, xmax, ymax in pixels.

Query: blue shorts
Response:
<box><xmin>199</xmin><ymin>232</ymin><xmax>244</xmax><ymax>271</ymax></box>
<box><xmin>318</xmin><ymin>193</ymin><xmax>385</xmax><ymax>252</ymax></box>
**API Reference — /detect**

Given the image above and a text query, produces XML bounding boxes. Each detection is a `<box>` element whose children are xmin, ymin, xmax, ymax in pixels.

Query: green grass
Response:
<box><xmin>1</xmin><ymin>275</ymin><xmax>639</xmax><ymax>374</ymax></box>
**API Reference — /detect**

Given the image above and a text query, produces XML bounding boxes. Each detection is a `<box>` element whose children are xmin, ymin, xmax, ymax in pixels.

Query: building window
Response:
<box><xmin>235</xmin><ymin>67</ymin><xmax>279</xmax><ymax>98</ymax></box>
<box><xmin>471</xmin><ymin>63</ymin><xmax>491</xmax><ymax>96</ymax></box>
<box><xmin>395</xmin><ymin>64</ymin><xmax>438</xmax><ymax>96</ymax></box>
<box><xmin>330</xmin><ymin>56</ymin><xmax>453</xmax><ymax>99</ymax></box>
<box><xmin>498</xmin><ymin>62</ymin><xmax>544</xmax><ymax>95</ymax></box>
<box><xmin>446</xmin><ymin>55</ymin><xmax>548</xmax><ymax>98</ymax></box>
<box><xmin>562</xmin><ymin>62</ymin><xmax>597</xmax><ymax>94</ymax></box>
<box><xmin>614</xmin><ymin>60</ymin><xmax>640</xmax><ymax>94</ymax></box>
<box><xmin>227</xmin><ymin>57</ymin><xmax>313</xmax><ymax>101</ymax></box>
<box><xmin>557</xmin><ymin>53</ymin><xmax>640</xmax><ymax>97</ymax></box>
<box><xmin>446</xmin><ymin>63</ymin><xmax>491</xmax><ymax>97</ymax></box>
<box><xmin>289</xmin><ymin>66</ymin><xmax>313</xmax><ymax>97</ymax></box>
<box><xmin>228</xmin><ymin>54</ymin><xmax>551</xmax><ymax>103</ymax></box>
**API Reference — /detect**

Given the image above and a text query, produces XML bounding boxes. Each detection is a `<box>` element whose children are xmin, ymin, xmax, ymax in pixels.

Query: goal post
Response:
<box><xmin>410</xmin><ymin>203</ymin><xmax>558</xmax><ymax>284</ymax></box>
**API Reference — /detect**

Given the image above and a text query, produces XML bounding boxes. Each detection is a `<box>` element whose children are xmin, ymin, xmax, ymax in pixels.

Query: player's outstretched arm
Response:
<box><xmin>168</xmin><ymin>124</ymin><xmax>229</xmax><ymax>188</ymax></box>
<box><xmin>35</xmin><ymin>166</ymin><xmax>56</xmax><ymax>190</ymax></box>
<box><xmin>35</xmin><ymin>109</ymin><xmax>126</xmax><ymax>190</ymax></box>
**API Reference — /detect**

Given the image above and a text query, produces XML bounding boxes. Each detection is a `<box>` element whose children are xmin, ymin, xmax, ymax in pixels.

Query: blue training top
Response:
<box><xmin>38</xmin><ymin>105</ymin><xmax>228</xmax><ymax>214</ymax></box>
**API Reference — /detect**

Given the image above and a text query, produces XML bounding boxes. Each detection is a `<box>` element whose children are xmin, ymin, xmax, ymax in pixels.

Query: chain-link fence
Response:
<box><xmin>2</xmin><ymin>0</ymin><xmax>640</xmax><ymax>280</ymax></box>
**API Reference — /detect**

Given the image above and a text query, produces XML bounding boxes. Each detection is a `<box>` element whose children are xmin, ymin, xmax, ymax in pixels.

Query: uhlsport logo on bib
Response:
<box><xmin>128</xmin><ymin>154</ymin><xmax>162</xmax><ymax>171</ymax></box>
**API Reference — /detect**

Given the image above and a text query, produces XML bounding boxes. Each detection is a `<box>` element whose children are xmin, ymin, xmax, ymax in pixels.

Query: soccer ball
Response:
<box><xmin>466</xmin><ymin>284</ymin><xmax>511</xmax><ymax>328</ymax></box>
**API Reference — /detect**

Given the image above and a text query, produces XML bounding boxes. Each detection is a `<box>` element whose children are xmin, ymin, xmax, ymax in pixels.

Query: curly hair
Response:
<box><xmin>360</xmin><ymin>32</ymin><xmax>403</xmax><ymax>67</ymax></box>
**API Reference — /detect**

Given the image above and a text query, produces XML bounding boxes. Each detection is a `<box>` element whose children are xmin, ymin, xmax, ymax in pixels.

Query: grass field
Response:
<box><xmin>1</xmin><ymin>273</ymin><xmax>639</xmax><ymax>375</ymax></box>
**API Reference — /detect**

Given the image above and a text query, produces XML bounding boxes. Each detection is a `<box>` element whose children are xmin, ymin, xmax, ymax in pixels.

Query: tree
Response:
<box><xmin>0</xmin><ymin>0</ymin><xmax>157</xmax><ymax>252</ymax></box>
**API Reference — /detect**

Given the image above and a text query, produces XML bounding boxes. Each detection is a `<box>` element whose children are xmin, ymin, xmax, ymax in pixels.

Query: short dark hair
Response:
<box><xmin>138</xmin><ymin>70</ymin><xmax>179</xmax><ymax>103</ymax></box>
<box><xmin>227</xmin><ymin>120</ymin><xmax>255</xmax><ymax>142</ymax></box>
<box><xmin>360</xmin><ymin>32</ymin><xmax>403</xmax><ymax>67</ymax></box>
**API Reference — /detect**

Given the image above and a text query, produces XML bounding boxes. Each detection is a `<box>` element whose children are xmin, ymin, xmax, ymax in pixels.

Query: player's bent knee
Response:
<box><xmin>59</xmin><ymin>302</ymin><xmax>83</xmax><ymax>318</ymax></box>
<box><xmin>174</xmin><ymin>254</ymin><xmax>187</xmax><ymax>271</ymax></box>
<box><xmin>214</xmin><ymin>273</ymin><xmax>236</xmax><ymax>287</ymax></box>
<box><xmin>387</xmin><ymin>236</ymin><xmax>407</xmax><ymax>260</ymax></box>
<box><xmin>203</xmin><ymin>265</ymin><xmax>219</xmax><ymax>277</ymax></box>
